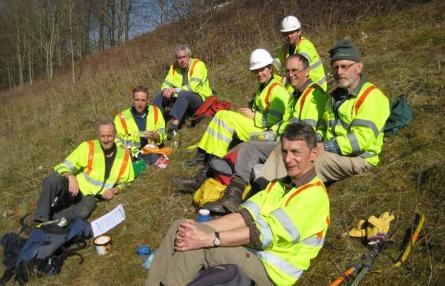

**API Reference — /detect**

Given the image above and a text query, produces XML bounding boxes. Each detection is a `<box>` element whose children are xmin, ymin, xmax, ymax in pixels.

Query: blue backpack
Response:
<box><xmin>1</xmin><ymin>218</ymin><xmax>92</xmax><ymax>285</ymax></box>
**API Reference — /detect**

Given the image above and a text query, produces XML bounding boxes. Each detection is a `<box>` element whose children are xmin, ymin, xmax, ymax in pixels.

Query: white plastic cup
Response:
<box><xmin>94</xmin><ymin>235</ymin><xmax>112</xmax><ymax>255</ymax></box>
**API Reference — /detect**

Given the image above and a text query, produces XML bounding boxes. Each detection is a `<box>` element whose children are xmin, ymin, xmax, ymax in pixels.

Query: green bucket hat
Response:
<box><xmin>329</xmin><ymin>39</ymin><xmax>361</xmax><ymax>63</ymax></box>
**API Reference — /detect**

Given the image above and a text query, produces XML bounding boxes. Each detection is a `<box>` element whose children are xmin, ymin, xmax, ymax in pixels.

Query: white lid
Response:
<box><xmin>199</xmin><ymin>209</ymin><xmax>210</xmax><ymax>216</ymax></box>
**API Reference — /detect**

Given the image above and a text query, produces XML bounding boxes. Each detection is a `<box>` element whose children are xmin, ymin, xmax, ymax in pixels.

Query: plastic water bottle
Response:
<box><xmin>196</xmin><ymin>209</ymin><xmax>212</xmax><ymax>223</ymax></box>
<box><xmin>136</xmin><ymin>245</ymin><xmax>151</xmax><ymax>262</ymax></box>
<box><xmin>170</xmin><ymin>130</ymin><xmax>180</xmax><ymax>149</ymax></box>
<box><xmin>142</xmin><ymin>250</ymin><xmax>156</xmax><ymax>270</ymax></box>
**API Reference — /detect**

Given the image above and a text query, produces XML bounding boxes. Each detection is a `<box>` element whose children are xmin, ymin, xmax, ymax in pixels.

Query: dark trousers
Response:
<box><xmin>153</xmin><ymin>91</ymin><xmax>203</xmax><ymax>125</ymax></box>
<box><xmin>34</xmin><ymin>173</ymin><xmax>97</xmax><ymax>222</ymax></box>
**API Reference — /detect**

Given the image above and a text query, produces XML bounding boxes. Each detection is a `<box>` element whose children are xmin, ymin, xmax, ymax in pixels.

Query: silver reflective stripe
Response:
<box><xmin>299</xmin><ymin>51</ymin><xmax>311</xmax><ymax>61</ymax></box>
<box><xmin>255</xmin><ymin>250</ymin><xmax>304</xmax><ymax>279</ymax></box>
<box><xmin>271</xmin><ymin>209</ymin><xmax>300</xmax><ymax>243</ymax></box>
<box><xmin>207</xmin><ymin>128</ymin><xmax>232</xmax><ymax>144</ymax></box>
<box><xmin>55</xmin><ymin>160</ymin><xmax>75</xmax><ymax>173</ymax></box>
<box><xmin>163</xmin><ymin>80</ymin><xmax>174</xmax><ymax>87</ymax></box>
<box><xmin>83</xmin><ymin>173</ymin><xmax>104</xmax><ymax>187</ymax></box>
<box><xmin>301</xmin><ymin>119</ymin><xmax>317</xmax><ymax>129</ymax></box>
<box><xmin>335</xmin><ymin>119</ymin><xmax>350</xmax><ymax>130</ymax></box>
<box><xmin>327</xmin><ymin>119</ymin><xmax>335</xmax><ymax>128</ymax></box>
<box><xmin>190</xmin><ymin>77</ymin><xmax>202</xmax><ymax>84</ymax></box>
<box><xmin>352</xmin><ymin>119</ymin><xmax>379</xmax><ymax>136</ymax></box>
<box><xmin>290</xmin><ymin>117</ymin><xmax>301</xmax><ymax>123</ymax></box>
<box><xmin>273</xmin><ymin>59</ymin><xmax>282</xmax><ymax>70</ymax></box>
<box><xmin>317</xmin><ymin>75</ymin><xmax>327</xmax><ymax>85</ymax></box>
<box><xmin>256</xmin><ymin>217</ymin><xmax>274</xmax><ymax>248</ymax></box>
<box><xmin>156</xmin><ymin>128</ymin><xmax>165</xmax><ymax>133</ymax></box>
<box><xmin>241</xmin><ymin>200</ymin><xmax>260</xmax><ymax>217</ymax></box>
<box><xmin>213</xmin><ymin>116</ymin><xmax>235</xmax><ymax>134</ymax></box>
<box><xmin>360</xmin><ymin>151</ymin><xmax>375</xmax><ymax>158</ymax></box>
<box><xmin>184</xmin><ymin>84</ymin><xmax>192</xmax><ymax>91</ymax></box>
<box><xmin>301</xmin><ymin>234</ymin><xmax>324</xmax><ymax>247</ymax></box>
<box><xmin>310</xmin><ymin>58</ymin><xmax>322</xmax><ymax>70</ymax></box>
<box><xmin>346</xmin><ymin>133</ymin><xmax>361</xmax><ymax>153</ymax></box>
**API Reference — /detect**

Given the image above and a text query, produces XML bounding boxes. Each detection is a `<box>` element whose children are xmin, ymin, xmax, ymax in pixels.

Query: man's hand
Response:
<box><xmin>102</xmin><ymin>188</ymin><xmax>118</xmax><ymax>200</ymax></box>
<box><xmin>145</xmin><ymin>131</ymin><xmax>160</xmax><ymax>142</ymax></box>
<box><xmin>237</xmin><ymin>107</ymin><xmax>254</xmax><ymax>119</ymax></box>
<box><xmin>162</xmin><ymin>88</ymin><xmax>175</xmax><ymax>99</ymax></box>
<box><xmin>174</xmin><ymin>219</ymin><xmax>213</xmax><ymax>251</ymax></box>
<box><xmin>64</xmin><ymin>173</ymin><xmax>79</xmax><ymax>197</ymax></box>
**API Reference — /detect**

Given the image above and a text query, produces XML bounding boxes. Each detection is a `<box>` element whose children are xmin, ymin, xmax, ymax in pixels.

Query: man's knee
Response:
<box><xmin>42</xmin><ymin>173</ymin><xmax>67</xmax><ymax>190</ymax></box>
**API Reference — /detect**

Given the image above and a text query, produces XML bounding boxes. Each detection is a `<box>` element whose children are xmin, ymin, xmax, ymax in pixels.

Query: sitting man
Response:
<box><xmin>174</xmin><ymin>54</ymin><xmax>328</xmax><ymax>214</ymax></box>
<box><xmin>34</xmin><ymin>120</ymin><xmax>134</xmax><ymax>223</ymax></box>
<box><xmin>260</xmin><ymin>39</ymin><xmax>390</xmax><ymax>183</ymax></box>
<box><xmin>146</xmin><ymin>123</ymin><xmax>330</xmax><ymax>286</ymax></box>
<box><xmin>114</xmin><ymin>85</ymin><xmax>166</xmax><ymax>166</ymax></box>
<box><xmin>274</xmin><ymin>15</ymin><xmax>327</xmax><ymax>91</ymax></box>
<box><xmin>187</xmin><ymin>48</ymin><xmax>289</xmax><ymax>165</ymax></box>
<box><xmin>153</xmin><ymin>44</ymin><xmax>213</xmax><ymax>142</ymax></box>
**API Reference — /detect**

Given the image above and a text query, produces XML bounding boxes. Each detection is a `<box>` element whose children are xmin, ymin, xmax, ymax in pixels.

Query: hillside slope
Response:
<box><xmin>0</xmin><ymin>1</ymin><xmax>443</xmax><ymax>285</ymax></box>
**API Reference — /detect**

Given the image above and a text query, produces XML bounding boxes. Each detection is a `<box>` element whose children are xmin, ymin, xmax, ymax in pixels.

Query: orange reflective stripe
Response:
<box><xmin>354</xmin><ymin>85</ymin><xmax>376</xmax><ymax>114</ymax></box>
<box><xmin>299</xmin><ymin>87</ymin><xmax>314</xmax><ymax>116</ymax></box>
<box><xmin>266</xmin><ymin>180</ymin><xmax>278</xmax><ymax>193</ymax></box>
<box><xmin>189</xmin><ymin>59</ymin><xmax>199</xmax><ymax>78</ymax></box>
<box><xmin>153</xmin><ymin>106</ymin><xmax>159</xmax><ymax>125</ymax></box>
<box><xmin>265</xmin><ymin>82</ymin><xmax>280</xmax><ymax>110</ymax></box>
<box><xmin>285</xmin><ymin>181</ymin><xmax>325</xmax><ymax>206</ymax></box>
<box><xmin>116</xmin><ymin>149</ymin><xmax>130</xmax><ymax>183</ymax></box>
<box><xmin>118</xmin><ymin>112</ymin><xmax>128</xmax><ymax>134</ymax></box>
<box><xmin>172</xmin><ymin>64</ymin><xmax>177</xmax><ymax>77</ymax></box>
<box><xmin>86</xmin><ymin>141</ymin><xmax>95</xmax><ymax>175</ymax></box>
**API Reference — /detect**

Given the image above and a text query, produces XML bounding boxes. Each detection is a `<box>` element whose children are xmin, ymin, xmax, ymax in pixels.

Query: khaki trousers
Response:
<box><xmin>259</xmin><ymin>144</ymin><xmax>373</xmax><ymax>183</ymax></box>
<box><xmin>145</xmin><ymin>220</ymin><xmax>273</xmax><ymax>286</ymax></box>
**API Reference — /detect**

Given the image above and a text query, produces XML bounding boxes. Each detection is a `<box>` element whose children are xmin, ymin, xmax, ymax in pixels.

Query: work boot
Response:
<box><xmin>203</xmin><ymin>177</ymin><xmax>246</xmax><ymax>214</ymax></box>
<box><xmin>186</xmin><ymin>148</ymin><xmax>209</xmax><ymax>166</ymax></box>
<box><xmin>172</xmin><ymin>167</ymin><xmax>208</xmax><ymax>194</ymax></box>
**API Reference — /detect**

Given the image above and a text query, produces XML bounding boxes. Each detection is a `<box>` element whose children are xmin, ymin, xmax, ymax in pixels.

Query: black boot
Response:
<box><xmin>172</xmin><ymin>167</ymin><xmax>208</xmax><ymax>193</ymax></box>
<box><xmin>186</xmin><ymin>148</ymin><xmax>209</xmax><ymax>166</ymax></box>
<box><xmin>204</xmin><ymin>177</ymin><xmax>246</xmax><ymax>214</ymax></box>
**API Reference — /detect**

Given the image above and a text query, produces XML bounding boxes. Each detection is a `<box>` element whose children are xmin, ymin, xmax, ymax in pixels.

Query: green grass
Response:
<box><xmin>0</xmin><ymin>1</ymin><xmax>444</xmax><ymax>285</ymax></box>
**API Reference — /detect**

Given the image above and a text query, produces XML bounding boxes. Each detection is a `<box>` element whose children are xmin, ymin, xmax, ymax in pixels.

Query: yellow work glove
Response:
<box><xmin>348</xmin><ymin>219</ymin><xmax>367</xmax><ymax>237</ymax></box>
<box><xmin>366</xmin><ymin>212</ymin><xmax>395</xmax><ymax>241</ymax></box>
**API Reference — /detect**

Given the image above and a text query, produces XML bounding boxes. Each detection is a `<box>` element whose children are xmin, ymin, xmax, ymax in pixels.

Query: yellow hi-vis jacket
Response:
<box><xmin>252</xmin><ymin>77</ymin><xmax>290</xmax><ymax>130</ymax></box>
<box><xmin>274</xmin><ymin>36</ymin><xmax>327</xmax><ymax>92</ymax></box>
<box><xmin>241</xmin><ymin>176</ymin><xmax>330</xmax><ymax>285</ymax></box>
<box><xmin>278</xmin><ymin>81</ymin><xmax>328</xmax><ymax>135</ymax></box>
<box><xmin>54</xmin><ymin>140</ymin><xmax>134</xmax><ymax>196</ymax></box>
<box><xmin>161</xmin><ymin>58</ymin><xmax>213</xmax><ymax>100</ymax></box>
<box><xmin>317</xmin><ymin>81</ymin><xmax>390</xmax><ymax>166</ymax></box>
<box><xmin>114</xmin><ymin>105</ymin><xmax>166</xmax><ymax>151</ymax></box>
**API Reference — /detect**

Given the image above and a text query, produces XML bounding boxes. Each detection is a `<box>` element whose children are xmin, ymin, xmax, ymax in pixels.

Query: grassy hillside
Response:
<box><xmin>0</xmin><ymin>0</ymin><xmax>443</xmax><ymax>285</ymax></box>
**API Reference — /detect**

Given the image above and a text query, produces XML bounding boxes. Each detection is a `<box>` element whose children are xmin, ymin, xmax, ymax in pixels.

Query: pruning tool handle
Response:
<box><xmin>394</xmin><ymin>212</ymin><xmax>425</xmax><ymax>267</ymax></box>
<box><xmin>329</xmin><ymin>265</ymin><xmax>358</xmax><ymax>286</ymax></box>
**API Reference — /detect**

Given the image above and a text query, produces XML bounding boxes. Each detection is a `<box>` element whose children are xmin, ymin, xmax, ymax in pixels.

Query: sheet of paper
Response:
<box><xmin>91</xmin><ymin>204</ymin><xmax>126</xmax><ymax>237</ymax></box>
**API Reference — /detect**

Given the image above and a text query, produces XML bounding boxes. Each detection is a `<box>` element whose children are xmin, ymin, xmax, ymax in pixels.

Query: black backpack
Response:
<box><xmin>0</xmin><ymin>218</ymin><xmax>92</xmax><ymax>285</ymax></box>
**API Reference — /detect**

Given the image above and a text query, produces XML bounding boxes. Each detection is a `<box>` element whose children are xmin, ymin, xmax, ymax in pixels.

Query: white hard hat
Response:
<box><xmin>280</xmin><ymin>16</ymin><xmax>301</xmax><ymax>33</ymax></box>
<box><xmin>249</xmin><ymin>49</ymin><xmax>274</xmax><ymax>70</ymax></box>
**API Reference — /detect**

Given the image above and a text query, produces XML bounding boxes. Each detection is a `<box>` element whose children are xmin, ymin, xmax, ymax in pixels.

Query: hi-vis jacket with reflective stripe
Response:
<box><xmin>114</xmin><ymin>105</ymin><xmax>166</xmax><ymax>149</ymax></box>
<box><xmin>278</xmin><ymin>81</ymin><xmax>328</xmax><ymax>135</ymax></box>
<box><xmin>252</xmin><ymin>77</ymin><xmax>290</xmax><ymax>130</ymax></box>
<box><xmin>318</xmin><ymin>81</ymin><xmax>390</xmax><ymax>166</ymax></box>
<box><xmin>274</xmin><ymin>37</ymin><xmax>327</xmax><ymax>92</ymax></box>
<box><xmin>241</xmin><ymin>176</ymin><xmax>330</xmax><ymax>285</ymax></box>
<box><xmin>161</xmin><ymin>58</ymin><xmax>213</xmax><ymax>100</ymax></box>
<box><xmin>54</xmin><ymin>140</ymin><xmax>134</xmax><ymax>196</ymax></box>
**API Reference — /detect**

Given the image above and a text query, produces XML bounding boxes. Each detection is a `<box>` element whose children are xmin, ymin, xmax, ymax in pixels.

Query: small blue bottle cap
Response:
<box><xmin>136</xmin><ymin>245</ymin><xmax>151</xmax><ymax>256</ymax></box>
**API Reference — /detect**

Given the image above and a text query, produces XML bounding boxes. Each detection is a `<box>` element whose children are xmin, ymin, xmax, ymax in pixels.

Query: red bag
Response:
<box><xmin>193</xmin><ymin>96</ymin><xmax>232</xmax><ymax>118</ymax></box>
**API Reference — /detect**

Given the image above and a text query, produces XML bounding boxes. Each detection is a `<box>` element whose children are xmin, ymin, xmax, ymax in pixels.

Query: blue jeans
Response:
<box><xmin>153</xmin><ymin>91</ymin><xmax>203</xmax><ymax>125</ymax></box>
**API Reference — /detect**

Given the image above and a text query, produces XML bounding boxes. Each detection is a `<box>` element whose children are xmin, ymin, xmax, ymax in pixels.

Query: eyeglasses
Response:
<box><xmin>332</xmin><ymin>62</ymin><xmax>357</xmax><ymax>72</ymax></box>
<box><xmin>284</xmin><ymin>68</ymin><xmax>305</xmax><ymax>76</ymax></box>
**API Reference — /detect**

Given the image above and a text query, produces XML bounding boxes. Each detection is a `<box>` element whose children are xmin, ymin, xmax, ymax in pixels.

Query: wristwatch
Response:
<box><xmin>213</xmin><ymin>232</ymin><xmax>221</xmax><ymax>247</ymax></box>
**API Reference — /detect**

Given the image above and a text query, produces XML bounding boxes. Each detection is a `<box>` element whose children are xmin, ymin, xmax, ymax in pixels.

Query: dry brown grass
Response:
<box><xmin>0</xmin><ymin>0</ymin><xmax>444</xmax><ymax>285</ymax></box>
